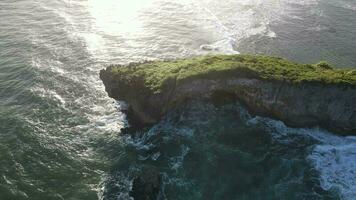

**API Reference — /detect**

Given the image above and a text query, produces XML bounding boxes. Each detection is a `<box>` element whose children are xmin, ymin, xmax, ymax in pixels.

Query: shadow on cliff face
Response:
<box><xmin>99</xmin><ymin>101</ymin><xmax>341</xmax><ymax>200</ymax></box>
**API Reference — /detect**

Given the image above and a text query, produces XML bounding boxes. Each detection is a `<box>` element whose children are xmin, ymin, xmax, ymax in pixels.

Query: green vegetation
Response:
<box><xmin>109</xmin><ymin>54</ymin><xmax>356</xmax><ymax>93</ymax></box>
<box><xmin>315</xmin><ymin>61</ymin><xmax>333</xmax><ymax>70</ymax></box>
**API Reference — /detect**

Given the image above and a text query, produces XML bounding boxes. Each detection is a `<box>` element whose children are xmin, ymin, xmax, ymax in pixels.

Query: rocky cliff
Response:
<box><xmin>100</xmin><ymin>55</ymin><xmax>356</xmax><ymax>135</ymax></box>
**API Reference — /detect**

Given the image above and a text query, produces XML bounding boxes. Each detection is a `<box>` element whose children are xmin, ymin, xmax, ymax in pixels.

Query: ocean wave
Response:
<box><xmin>247</xmin><ymin>116</ymin><xmax>356</xmax><ymax>200</ymax></box>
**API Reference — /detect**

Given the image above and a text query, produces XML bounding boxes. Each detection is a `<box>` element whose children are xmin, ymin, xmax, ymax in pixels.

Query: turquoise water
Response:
<box><xmin>1</xmin><ymin>0</ymin><xmax>356</xmax><ymax>199</ymax></box>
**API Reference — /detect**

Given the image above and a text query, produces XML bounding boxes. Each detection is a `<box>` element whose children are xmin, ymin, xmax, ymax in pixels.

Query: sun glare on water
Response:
<box><xmin>87</xmin><ymin>0</ymin><xmax>153</xmax><ymax>35</ymax></box>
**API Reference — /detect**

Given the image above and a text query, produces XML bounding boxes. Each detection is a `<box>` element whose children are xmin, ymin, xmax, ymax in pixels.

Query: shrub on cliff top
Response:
<box><xmin>108</xmin><ymin>54</ymin><xmax>356</xmax><ymax>93</ymax></box>
<box><xmin>315</xmin><ymin>61</ymin><xmax>333</xmax><ymax>70</ymax></box>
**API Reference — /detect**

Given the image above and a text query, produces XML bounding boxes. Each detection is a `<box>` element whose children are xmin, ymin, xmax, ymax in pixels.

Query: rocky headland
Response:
<box><xmin>100</xmin><ymin>55</ymin><xmax>356</xmax><ymax>135</ymax></box>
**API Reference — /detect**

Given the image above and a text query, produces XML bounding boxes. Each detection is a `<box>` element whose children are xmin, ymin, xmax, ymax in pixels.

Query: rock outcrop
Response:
<box><xmin>100</xmin><ymin>55</ymin><xmax>356</xmax><ymax>135</ymax></box>
<box><xmin>130</xmin><ymin>166</ymin><xmax>162</xmax><ymax>200</ymax></box>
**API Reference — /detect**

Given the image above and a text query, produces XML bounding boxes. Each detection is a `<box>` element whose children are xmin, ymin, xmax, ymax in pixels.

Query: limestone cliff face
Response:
<box><xmin>100</xmin><ymin>68</ymin><xmax>356</xmax><ymax>135</ymax></box>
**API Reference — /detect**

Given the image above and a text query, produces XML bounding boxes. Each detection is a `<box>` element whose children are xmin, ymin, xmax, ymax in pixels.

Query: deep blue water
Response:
<box><xmin>1</xmin><ymin>0</ymin><xmax>356</xmax><ymax>199</ymax></box>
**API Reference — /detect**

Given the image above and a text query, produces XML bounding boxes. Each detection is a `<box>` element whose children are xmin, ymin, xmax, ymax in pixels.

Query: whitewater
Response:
<box><xmin>1</xmin><ymin>0</ymin><xmax>356</xmax><ymax>199</ymax></box>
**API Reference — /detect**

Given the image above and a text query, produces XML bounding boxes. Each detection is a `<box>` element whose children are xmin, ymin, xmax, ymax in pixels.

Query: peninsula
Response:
<box><xmin>100</xmin><ymin>55</ymin><xmax>356</xmax><ymax>134</ymax></box>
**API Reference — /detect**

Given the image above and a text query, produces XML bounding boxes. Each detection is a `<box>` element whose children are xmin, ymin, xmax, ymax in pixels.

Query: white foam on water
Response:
<box><xmin>199</xmin><ymin>7</ymin><xmax>239</xmax><ymax>54</ymax></box>
<box><xmin>169</xmin><ymin>145</ymin><xmax>190</xmax><ymax>171</ymax></box>
<box><xmin>31</xmin><ymin>87</ymin><xmax>67</xmax><ymax>108</ymax></box>
<box><xmin>309</xmin><ymin>143</ymin><xmax>356</xmax><ymax>200</ymax></box>
<box><xmin>247</xmin><ymin>116</ymin><xmax>356</xmax><ymax>199</ymax></box>
<box><xmin>306</xmin><ymin>132</ymin><xmax>356</xmax><ymax>200</ymax></box>
<box><xmin>193</xmin><ymin>0</ymin><xmax>286</xmax><ymax>55</ymax></box>
<box><xmin>97</xmin><ymin>173</ymin><xmax>134</xmax><ymax>200</ymax></box>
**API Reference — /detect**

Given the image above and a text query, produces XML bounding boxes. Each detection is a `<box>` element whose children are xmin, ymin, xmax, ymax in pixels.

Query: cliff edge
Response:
<box><xmin>100</xmin><ymin>55</ymin><xmax>356</xmax><ymax>135</ymax></box>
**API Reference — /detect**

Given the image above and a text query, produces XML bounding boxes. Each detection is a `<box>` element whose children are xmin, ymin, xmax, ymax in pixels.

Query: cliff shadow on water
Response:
<box><xmin>101</xmin><ymin>100</ymin><xmax>344</xmax><ymax>200</ymax></box>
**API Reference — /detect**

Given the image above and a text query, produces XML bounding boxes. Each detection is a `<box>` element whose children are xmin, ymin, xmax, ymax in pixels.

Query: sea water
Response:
<box><xmin>1</xmin><ymin>0</ymin><xmax>356</xmax><ymax>199</ymax></box>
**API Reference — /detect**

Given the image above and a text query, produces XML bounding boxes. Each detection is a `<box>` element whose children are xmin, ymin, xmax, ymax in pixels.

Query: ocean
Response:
<box><xmin>1</xmin><ymin>0</ymin><xmax>356</xmax><ymax>199</ymax></box>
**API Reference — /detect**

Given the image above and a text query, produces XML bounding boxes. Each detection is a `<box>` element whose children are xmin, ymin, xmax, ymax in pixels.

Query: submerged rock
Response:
<box><xmin>130</xmin><ymin>166</ymin><xmax>162</xmax><ymax>200</ymax></box>
<box><xmin>100</xmin><ymin>54</ymin><xmax>356</xmax><ymax>135</ymax></box>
